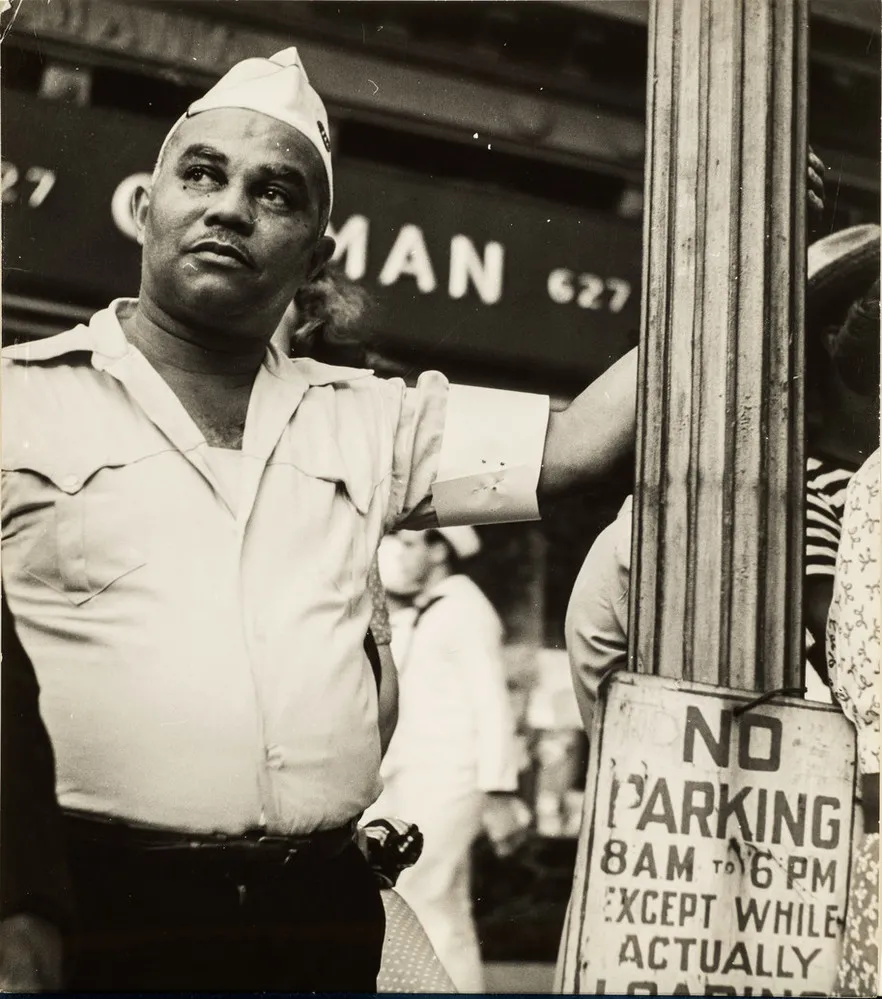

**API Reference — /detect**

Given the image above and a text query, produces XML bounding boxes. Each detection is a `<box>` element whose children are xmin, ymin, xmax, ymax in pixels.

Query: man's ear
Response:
<box><xmin>131</xmin><ymin>183</ymin><xmax>151</xmax><ymax>247</ymax></box>
<box><xmin>308</xmin><ymin>235</ymin><xmax>336</xmax><ymax>281</ymax></box>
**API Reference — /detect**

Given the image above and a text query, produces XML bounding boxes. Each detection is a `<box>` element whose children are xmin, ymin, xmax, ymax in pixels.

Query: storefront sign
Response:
<box><xmin>558</xmin><ymin>673</ymin><xmax>856</xmax><ymax>996</ymax></box>
<box><xmin>2</xmin><ymin>92</ymin><xmax>641</xmax><ymax>379</ymax></box>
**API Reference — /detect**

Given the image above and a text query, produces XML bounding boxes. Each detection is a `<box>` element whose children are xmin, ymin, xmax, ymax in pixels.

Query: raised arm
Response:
<box><xmin>539</xmin><ymin>346</ymin><xmax>638</xmax><ymax>498</ymax></box>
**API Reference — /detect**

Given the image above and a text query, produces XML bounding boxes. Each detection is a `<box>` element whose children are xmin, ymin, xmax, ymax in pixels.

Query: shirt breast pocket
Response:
<box><xmin>9</xmin><ymin>456</ymin><xmax>148</xmax><ymax>606</ymax></box>
<box><xmin>276</xmin><ymin>434</ymin><xmax>380</xmax><ymax>605</ymax></box>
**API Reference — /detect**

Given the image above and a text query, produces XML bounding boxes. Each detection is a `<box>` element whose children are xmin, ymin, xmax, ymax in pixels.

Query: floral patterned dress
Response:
<box><xmin>827</xmin><ymin>449</ymin><xmax>880</xmax><ymax>998</ymax></box>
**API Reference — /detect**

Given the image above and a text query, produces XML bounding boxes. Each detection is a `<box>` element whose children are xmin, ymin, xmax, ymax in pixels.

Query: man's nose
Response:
<box><xmin>203</xmin><ymin>183</ymin><xmax>254</xmax><ymax>235</ymax></box>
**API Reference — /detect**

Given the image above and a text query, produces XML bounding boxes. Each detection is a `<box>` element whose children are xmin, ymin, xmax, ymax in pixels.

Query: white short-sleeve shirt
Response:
<box><xmin>1</xmin><ymin>300</ymin><xmax>549</xmax><ymax>835</ymax></box>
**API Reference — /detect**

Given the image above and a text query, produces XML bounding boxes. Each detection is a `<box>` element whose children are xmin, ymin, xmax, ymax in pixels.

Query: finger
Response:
<box><xmin>808</xmin><ymin>186</ymin><xmax>824</xmax><ymax>207</ymax></box>
<box><xmin>809</xmin><ymin>148</ymin><xmax>826</xmax><ymax>172</ymax></box>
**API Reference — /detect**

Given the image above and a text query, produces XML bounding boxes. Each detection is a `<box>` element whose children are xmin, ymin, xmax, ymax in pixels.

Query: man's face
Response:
<box><xmin>377</xmin><ymin>532</ymin><xmax>435</xmax><ymax>597</ymax></box>
<box><xmin>134</xmin><ymin>108</ymin><xmax>334</xmax><ymax>340</ymax></box>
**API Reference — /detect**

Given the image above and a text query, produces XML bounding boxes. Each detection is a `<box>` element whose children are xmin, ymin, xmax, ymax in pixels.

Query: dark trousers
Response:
<box><xmin>65</xmin><ymin>827</ymin><xmax>385</xmax><ymax>992</ymax></box>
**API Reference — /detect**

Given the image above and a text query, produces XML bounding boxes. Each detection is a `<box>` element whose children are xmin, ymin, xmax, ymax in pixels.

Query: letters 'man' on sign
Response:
<box><xmin>2</xmin><ymin>92</ymin><xmax>640</xmax><ymax>381</ymax></box>
<box><xmin>559</xmin><ymin>674</ymin><xmax>857</xmax><ymax>997</ymax></box>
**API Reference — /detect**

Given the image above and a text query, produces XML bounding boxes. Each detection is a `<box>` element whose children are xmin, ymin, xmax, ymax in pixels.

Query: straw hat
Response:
<box><xmin>807</xmin><ymin>224</ymin><xmax>880</xmax><ymax>333</ymax></box>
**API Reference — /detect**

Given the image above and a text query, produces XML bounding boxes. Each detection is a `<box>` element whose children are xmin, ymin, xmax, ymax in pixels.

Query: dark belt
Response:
<box><xmin>63</xmin><ymin>810</ymin><xmax>357</xmax><ymax>866</ymax></box>
<box><xmin>860</xmin><ymin>773</ymin><xmax>879</xmax><ymax>835</ymax></box>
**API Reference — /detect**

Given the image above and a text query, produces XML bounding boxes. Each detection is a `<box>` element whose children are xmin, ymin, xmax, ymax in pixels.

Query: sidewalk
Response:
<box><xmin>483</xmin><ymin>962</ymin><xmax>555</xmax><ymax>994</ymax></box>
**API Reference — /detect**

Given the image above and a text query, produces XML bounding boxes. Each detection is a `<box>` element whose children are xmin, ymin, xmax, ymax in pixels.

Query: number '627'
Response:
<box><xmin>548</xmin><ymin>268</ymin><xmax>632</xmax><ymax>313</ymax></box>
<box><xmin>2</xmin><ymin>161</ymin><xmax>57</xmax><ymax>208</ymax></box>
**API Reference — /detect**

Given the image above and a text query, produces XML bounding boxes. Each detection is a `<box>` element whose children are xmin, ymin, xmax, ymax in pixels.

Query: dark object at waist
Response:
<box><xmin>63</xmin><ymin>810</ymin><xmax>357</xmax><ymax>865</ymax></box>
<box><xmin>861</xmin><ymin>773</ymin><xmax>879</xmax><ymax>835</ymax></box>
<box><xmin>362</xmin><ymin>818</ymin><xmax>423</xmax><ymax>888</ymax></box>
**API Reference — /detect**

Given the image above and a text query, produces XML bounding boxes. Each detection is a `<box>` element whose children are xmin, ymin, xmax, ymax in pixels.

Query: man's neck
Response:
<box><xmin>388</xmin><ymin>567</ymin><xmax>453</xmax><ymax>610</ymax></box>
<box><xmin>118</xmin><ymin>297</ymin><xmax>267</xmax><ymax>450</ymax></box>
<box><xmin>120</xmin><ymin>296</ymin><xmax>269</xmax><ymax>380</ymax></box>
<box><xmin>417</xmin><ymin>565</ymin><xmax>453</xmax><ymax>604</ymax></box>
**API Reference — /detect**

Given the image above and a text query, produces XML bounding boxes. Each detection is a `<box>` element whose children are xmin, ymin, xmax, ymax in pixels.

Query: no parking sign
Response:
<box><xmin>558</xmin><ymin>673</ymin><xmax>857</xmax><ymax>996</ymax></box>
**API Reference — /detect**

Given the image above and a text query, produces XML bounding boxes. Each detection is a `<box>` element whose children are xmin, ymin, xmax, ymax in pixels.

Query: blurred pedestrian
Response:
<box><xmin>804</xmin><ymin>225</ymin><xmax>880</xmax><ymax>690</ymax></box>
<box><xmin>826</xmin><ymin>449</ymin><xmax>880</xmax><ymax>997</ymax></box>
<box><xmin>367</xmin><ymin>526</ymin><xmax>530</xmax><ymax>992</ymax></box>
<box><xmin>567</xmin><ymin>222</ymin><xmax>880</xmax><ymax>729</ymax></box>
<box><xmin>1</xmin><ymin>46</ymin><xmax>636</xmax><ymax>991</ymax></box>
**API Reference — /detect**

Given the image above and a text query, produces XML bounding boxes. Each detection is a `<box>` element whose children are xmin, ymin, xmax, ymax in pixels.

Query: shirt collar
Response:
<box><xmin>266</xmin><ymin>343</ymin><xmax>375</xmax><ymax>387</ymax></box>
<box><xmin>414</xmin><ymin>573</ymin><xmax>463</xmax><ymax>609</ymax></box>
<box><xmin>2</xmin><ymin>299</ymin><xmax>132</xmax><ymax>365</ymax></box>
<box><xmin>3</xmin><ymin>298</ymin><xmax>376</xmax><ymax>388</ymax></box>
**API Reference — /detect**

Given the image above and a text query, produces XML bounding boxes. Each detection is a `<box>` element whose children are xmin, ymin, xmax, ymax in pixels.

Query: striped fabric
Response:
<box><xmin>805</xmin><ymin>456</ymin><xmax>855</xmax><ymax>577</ymax></box>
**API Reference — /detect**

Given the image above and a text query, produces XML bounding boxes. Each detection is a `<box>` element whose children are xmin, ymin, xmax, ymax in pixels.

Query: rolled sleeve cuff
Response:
<box><xmin>432</xmin><ymin>384</ymin><xmax>550</xmax><ymax>527</ymax></box>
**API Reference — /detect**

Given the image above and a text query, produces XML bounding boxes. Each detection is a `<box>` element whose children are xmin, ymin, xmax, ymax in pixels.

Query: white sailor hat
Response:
<box><xmin>432</xmin><ymin>526</ymin><xmax>482</xmax><ymax>560</ymax></box>
<box><xmin>155</xmin><ymin>48</ymin><xmax>333</xmax><ymax>219</ymax></box>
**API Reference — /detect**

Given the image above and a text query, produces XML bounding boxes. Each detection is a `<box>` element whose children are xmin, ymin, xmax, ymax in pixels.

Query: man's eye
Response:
<box><xmin>183</xmin><ymin>165</ymin><xmax>219</xmax><ymax>184</ymax></box>
<box><xmin>261</xmin><ymin>186</ymin><xmax>293</xmax><ymax>208</ymax></box>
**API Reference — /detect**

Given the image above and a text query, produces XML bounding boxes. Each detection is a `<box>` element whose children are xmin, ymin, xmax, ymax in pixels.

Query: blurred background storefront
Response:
<box><xmin>2</xmin><ymin>0</ymin><xmax>879</xmax><ymax>975</ymax></box>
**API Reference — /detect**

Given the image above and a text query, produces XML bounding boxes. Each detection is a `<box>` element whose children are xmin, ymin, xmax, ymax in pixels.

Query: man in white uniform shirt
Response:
<box><xmin>1</xmin><ymin>49</ymin><xmax>636</xmax><ymax>991</ymax></box>
<box><xmin>367</xmin><ymin>526</ymin><xmax>527</xmax><ymax>991</ymax></box>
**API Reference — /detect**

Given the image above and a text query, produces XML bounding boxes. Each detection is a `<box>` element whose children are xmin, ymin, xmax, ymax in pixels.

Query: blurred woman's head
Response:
<box><xmin>273</xmin><ymin>264</ymin><xmax>373</xmax><ymax>367</ymax></box>
<box><xmin>805</xmin><ymin>226</ymin><xmax>880</xmax><ymax>462</ymax></box>
<box><xmin>827</xmin><ymin>278</ymin><xmax>880</xmax><ymax>400</ymax></box>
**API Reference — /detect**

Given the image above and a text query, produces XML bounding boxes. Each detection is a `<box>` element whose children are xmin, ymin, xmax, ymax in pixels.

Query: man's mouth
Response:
<box><xmin>188</xmin><ymin>239</ymin><xmax>254</xmax><ymax>269</ymax></box>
